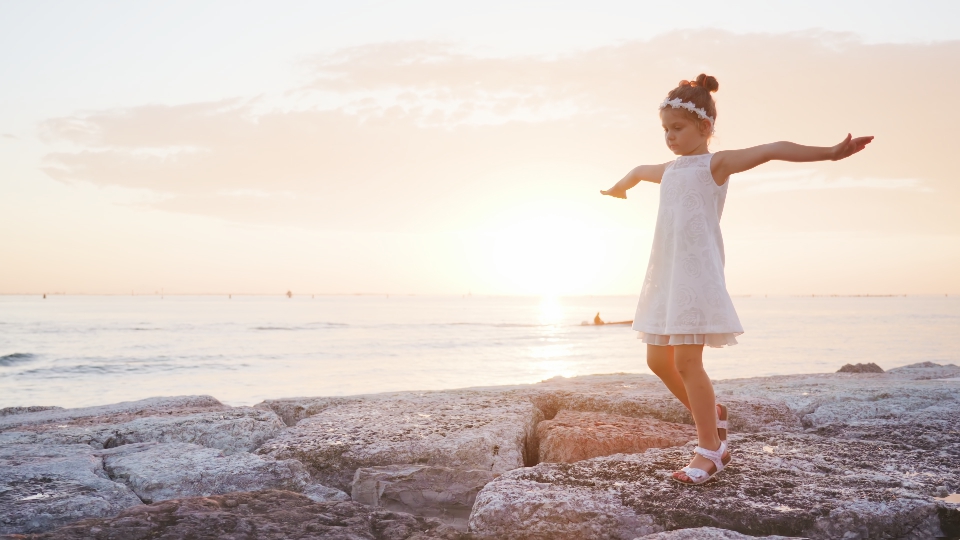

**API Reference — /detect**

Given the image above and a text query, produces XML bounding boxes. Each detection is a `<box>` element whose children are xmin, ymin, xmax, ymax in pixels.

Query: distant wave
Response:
<box><xmin>255</xmin><ymin>323</ymin><xmax>349</xmax><ymax>331</ymax></box>
<box><xmin>0</xmin><ymin>353</ymin><xmax>36</xmax><ymax>366</ymax></box>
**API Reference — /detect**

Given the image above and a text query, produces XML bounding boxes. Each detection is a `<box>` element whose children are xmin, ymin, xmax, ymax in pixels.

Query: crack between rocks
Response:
<box><xmin>99</xmin><ymin>455</ymin><xmax>145</xmax><ymax>505</ymax></box>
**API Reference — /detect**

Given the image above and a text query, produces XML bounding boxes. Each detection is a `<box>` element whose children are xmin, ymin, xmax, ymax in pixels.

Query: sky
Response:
<box><xmin>2</xmin><ymin>1</ymin><xmax>959</xmax><ymax>296</ymax></box>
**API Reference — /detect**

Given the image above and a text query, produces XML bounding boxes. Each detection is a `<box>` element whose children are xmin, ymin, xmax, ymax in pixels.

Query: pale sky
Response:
<box><xmin>2</xmin><ymin>1</ymin><xmax>959</xmax><ymax>295</ymax></box>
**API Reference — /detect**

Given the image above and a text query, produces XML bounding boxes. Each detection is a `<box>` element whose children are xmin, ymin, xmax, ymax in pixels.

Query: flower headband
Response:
<box><xmin>659</xmin><ymin>97</ymin><xmax>715</xmax><ymax>124</ymax></box>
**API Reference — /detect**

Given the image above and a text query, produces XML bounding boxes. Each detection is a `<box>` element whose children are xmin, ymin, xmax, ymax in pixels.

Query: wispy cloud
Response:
<box><xmin>38</xmin><ymin>30</ymin><xmax>960</xmax><ymax>233</ymax></box>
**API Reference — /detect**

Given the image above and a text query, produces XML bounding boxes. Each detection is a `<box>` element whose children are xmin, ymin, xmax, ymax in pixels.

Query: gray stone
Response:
<box><xmin>529</xmin><ymin>374</ymin><xmax>802</xmax><ymax>436</ymax></box>
<box><xmin>468</xmin><ymin>432</ymin><xmax>960</xmax><ymax>539</ymax></box>
<box><xmin>5</xmin><ymin>489</ymin><xmax>468</xmax><ymax>539</ymax></box>
<box><xmin>255</xmin><ymin>396</ymin><xmax>358</xmax><ymax>426</ymax></box>
<box><xmin>0</xmin><ymin>444</ymin><xmax>142</xmax><ymax>535</ymax></box>
<box><xmin>257</xmin><ymin>390</ymin><xmax>540</xmax><ymax>491</ymax></box>
<box><xmin>0</xmin><ymin>396</ymin><xmax>225</xmax><ymax>431</ymax></box>
<box><xmin>303</xmin><ymin>482</ymin><xmax>350</xmax><ymax>502</ymax></box>
<box><xmin>99</xmin><ymin>442</ymin><xmax>311</xmax><ymax>503</ymax></box>
<box><xmin>887</xmin><ymin>361</ymin><xmax>960</xmax><ymax>380</ymax></box>
<box><xmin>837</xmin><ymin>362</ymin><xmax>884</xmax><ymax>373</ymax></box>
<box><xmin>0</xmin><ymin>406</ymin><xmax>62</xmax><ymax>418</ymax></box>
<box><xmin>3</xmin><ymin>407</ymin><xmax>285</xmax><ymax>454</ymax></box>
<box><xmin>352</xmin><ymin>465</ymin><xmax>494</xmax><ymax>529</ymax></box>
<box><xmin>635</xmin><ymin>528</ymin><xmax>800</xmax><ymax>539</ymax></box>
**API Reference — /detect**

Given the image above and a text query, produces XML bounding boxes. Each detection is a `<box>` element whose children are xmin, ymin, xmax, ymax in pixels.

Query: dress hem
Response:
<box><xmin>637</xmin><ymin>332</ymin><xmax>741</xmax><ymax>348</ymax></box>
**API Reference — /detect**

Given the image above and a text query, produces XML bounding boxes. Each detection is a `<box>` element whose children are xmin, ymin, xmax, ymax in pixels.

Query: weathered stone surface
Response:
<box><xmin>303</xmin><ymin>482</ymin><xmax>350</xmax><ymax>502</ymax></box>
<box><xmin>635</xmin><ymin>528</ymin><xmax>799</xmax><ymax>539</ymax></box>
<box><xmin>257</xmin><ymin>390</ymin><xmax>540</xmax><ymax>491</ymax></box>
<box><xmin>3</xmin><ymin>407</ymin><xmax>285</xmax><ymax>454</ymax></box>
<box><xmin>0</xmin><ymin>444</ymin><xmax>142</xmax><ymax>535</ymax></box>
<box><xmin>469</xmin><ymin>432</ymin><xmax>960</xmax><ymax>539</ymax></box>
<box><xmin>99</xmin><ymin>442</ymin><xmax>311</xmax><ymax>503</ymax></box>
<box><xmin>887</xmin><ymin>361</ymin><xmax>960</xmax><ymax>380</ymax></box>
<box><xmin>0</xmin><ymin>396</ymin><xmax>225</xmax><ymax>431</ymax></box>
<box><xmin>837</xmin><ymin>362</ymin><xmax>884</xmax><ymax>373</ymax></box>
<box><xmin>537</xmin><ymin>410</ymin><xmax>696</xmax><ymax>463</ymax></box>
<box><xmin>529</xmin><ymin>374</ymin><xmax>802</xmax><ymax>437</ymax></box>
<box><xmin>352</xmin><ymin>465</ymin><xmax>494</xmax><ymax>529</ymax></box>
<box><xmin>3</xmin><ymin>490</ymin><xmax>468</xmax><ymax>539</ymax></box>
<box><xmin>0</xmin><ymin>406</ymin><xmax>62</xmax><ymax>418</ymax></box>
<box><xmin>255</xmin><ymin>396</ymin><xmax>358</xmax><ymax>426</ymax></box>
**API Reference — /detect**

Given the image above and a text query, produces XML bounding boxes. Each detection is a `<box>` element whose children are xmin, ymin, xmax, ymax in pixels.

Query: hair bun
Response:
<box><xmin>694</xmin><ymin>74</ymin><xmax>719</xmax><ymax>93</ymax></box>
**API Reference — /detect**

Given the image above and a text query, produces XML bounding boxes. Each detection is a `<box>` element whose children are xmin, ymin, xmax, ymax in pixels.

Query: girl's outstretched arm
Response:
<box><xmin>712</xmin><ymin>134</ymin><xmax>874</xmax><ymax>182</ymax></box>
<box><xmin>600</xmin><ymin>163</ymin><xmax>670</xmax><ymax>199</ymax></box>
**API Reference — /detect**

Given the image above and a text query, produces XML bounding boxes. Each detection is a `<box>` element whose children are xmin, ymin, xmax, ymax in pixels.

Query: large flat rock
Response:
<box><xmin>0</xmin><ymin>444</ymin><xmax>142</xmax><ymax>535</ymax></box>
<box><xmin>537</xmin><ymin>410</ymin><xmax>696</xmax><ymax>463</ymax></box>
<box><xmin>529</xmin><ymin>374</ymin><xmax>802</xmax><ymax>435</ymax></box>
<box><xmin>100</xmin><ymin>442</ymin><xmax>312</xmax><ymax>503</ymax></box>
<box><xmin>635</xmin><ymin>528</ymin><xmax>799</xmax><ymax>539</ymax></box>
<box><xmin>2</xmin><ymin>489</ymin><xmax>467</xmax><ymax>540</ymax></box>
<box><xmin>469</xmin><ymin>432</ymin><xmax>960</xmax><ymax>539</ymax></box>
<box><xmin>0</xmin><ymin>396</ymin><xmax>226</xmax><ymax>431</ymax></box>
<box><xmin>2</xmin><ymin>407</ymin><xmax>285</xmax><ymax>454</ymax></box>
<box><xmin>352</xmin><ymin>465</ymin><xmax>494</xmax><ymax>530</ymax></box>
<box><xmin>256</xmin><ymin>390</ymin><xmax>540</xmax><ymax>491</ymax></box>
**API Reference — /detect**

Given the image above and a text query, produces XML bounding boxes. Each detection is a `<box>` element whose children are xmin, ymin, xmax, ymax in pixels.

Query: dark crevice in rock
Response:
<box><xmin>941</xmin><ymin>504</ymin><xmax>960</xmax><ymax>536</ymax></box>
<box><xmin>523</xmin><ymin>403</ymin><xmax>543</xmax><ymax>467</ymax></box>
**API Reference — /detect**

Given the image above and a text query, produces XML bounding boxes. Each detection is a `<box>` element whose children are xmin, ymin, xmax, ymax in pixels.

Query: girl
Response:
<box><xmin>601</xmin><ymin>74</ymin><xmax>872</xmax><ymax>485</ymax></box>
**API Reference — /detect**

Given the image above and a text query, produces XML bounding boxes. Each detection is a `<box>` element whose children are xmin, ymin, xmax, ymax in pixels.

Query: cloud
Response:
<box><xmin>39</xmin><ymin>30</ymin><xmax>960</xmax><ymax>233</ymax></box>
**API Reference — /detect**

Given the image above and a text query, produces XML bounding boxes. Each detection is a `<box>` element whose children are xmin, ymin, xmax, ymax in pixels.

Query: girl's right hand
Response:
<box><xmin>600</xmin><ymin>186</ymin><xmax>627</xmax><ymax>199</ymax></box>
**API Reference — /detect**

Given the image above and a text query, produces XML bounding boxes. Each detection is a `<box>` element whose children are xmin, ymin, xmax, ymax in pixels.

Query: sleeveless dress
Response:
<box><xmin>632</xmin><ymin>153</ymin><xmax>743</xmax><ymax>348</ymax></box>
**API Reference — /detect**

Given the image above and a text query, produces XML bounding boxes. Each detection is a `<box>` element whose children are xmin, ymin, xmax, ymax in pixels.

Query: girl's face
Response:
<box><xmin>660</xmin><ymin>108</ymin><xmax>711</xmax><ymax>155</ymax></box>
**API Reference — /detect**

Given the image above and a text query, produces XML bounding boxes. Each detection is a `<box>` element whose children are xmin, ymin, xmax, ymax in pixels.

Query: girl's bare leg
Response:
<box><xmin>645</xmin><ymin>344</ymin><xmax>691</xmax><ymax>410</ymax></box>
<box><xmin>673</xmin><ymin>344</ymin><xmax>722</xmax><ymax>474</ymax></box>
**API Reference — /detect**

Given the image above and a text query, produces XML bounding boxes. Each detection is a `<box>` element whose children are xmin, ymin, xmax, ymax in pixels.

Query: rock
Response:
<box><xmin>257</xmin><ymin>390</ymin><xmax>540</xmax><ymax>491</ymax></box>
<box><xmin>352</xmin><ymin>465</ymin><xmax>494</xmax><ymax>529</ymax></box>
<box><xmin>837</xmin><ymin>362</ymin><xmax>884</xmax><ymax>373</ymax></box>
<box><xmin>529</xmin><ymin>374</ymin><xmax>802</xmax><ymax>436</ymax></box>
<box><xmin>468</xmin><ymin>432</ymin><xmax>960</xmax><ymax>539</ymax></box>
<box><xmin>0</xmin><ymin>444</ymin><xmax>142</xmax><ymax>535</ymax></box>
<box><xmin>0</xmin><ymin>396</ymin><xmax>225</xmax><ymax>431</ymax></box>
<box><xmin>99</xmin><ymin>442</ymin><xmax>311</xmax><ymax>503</ymax></box>
<box><xmin>3</xmin><ymin>407</ymin><xmax>285</xmax><ymax>454</ymax></box>
<box><xmin>887</xmin><ymin>361</ymin><xmax>960</xmax><ymax>380</ymax></box>
<box><xmin>0</xmin><ymin>406</ymin><xmax>62</xmax><ymax>418</ymax></box>
<box><xmin>255</xmin><ymin>396</ymin><xmax>358</xmax><ymax>426</ymax></box>
<box><xmin>635</xmin><ymin>527</ymin><xmax>800</xmax><ymax>539</ymax></box>
<box><xmin>4</xmin><ymin>490</ymin><xmax>468</xmax><ymax>539</ymax></box>
<box><xmin>536</xmin><ymin>410</ymin><xmax>696</xmax><ymax>463</ymax></box>
<box><xmin>303</xmin><ymin>483</ymin><xmax>350</xmax><ymax>502</ymax></box>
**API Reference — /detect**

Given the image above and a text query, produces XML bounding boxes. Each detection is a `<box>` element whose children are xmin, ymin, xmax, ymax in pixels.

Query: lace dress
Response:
<box><xmin>632</xmin><ymin>153</ymin><xmax>743</xmax><ymax>347</ymax></box>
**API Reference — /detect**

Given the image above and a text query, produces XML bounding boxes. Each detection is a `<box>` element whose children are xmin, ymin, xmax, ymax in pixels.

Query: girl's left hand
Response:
<box><xmin>600</xmin><ymin>187</ymin><xmax>627</xmax><ymax>199</ymax></box>
<box><xmin>831</xmin><ymin>133</ymin><xmax>874</xmax><ymax>161</ymax></box>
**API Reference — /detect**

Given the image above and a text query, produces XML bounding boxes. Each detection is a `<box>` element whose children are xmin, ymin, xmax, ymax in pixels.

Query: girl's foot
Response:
<box><xmin>716</xmin><ymin>403</ymin><xmax>728</xmax><ymax>441</ymax></box>
<box><xmin>672</xmin><ymin>441</ymin><xmax>731</xmax><ymax>485</ymax></box>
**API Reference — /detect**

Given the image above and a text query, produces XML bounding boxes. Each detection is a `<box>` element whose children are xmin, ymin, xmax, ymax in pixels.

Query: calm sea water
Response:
<box><xmin>1</xmin><ymin>294</ymin><xmax>957</xmax><ymax>408</ymax></box>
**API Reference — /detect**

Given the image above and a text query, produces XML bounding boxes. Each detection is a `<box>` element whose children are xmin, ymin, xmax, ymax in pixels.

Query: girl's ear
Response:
<box><xmin>699</xmin><ymin>118</ymin><xmax>712</xmax><ymax>136</ymax></box>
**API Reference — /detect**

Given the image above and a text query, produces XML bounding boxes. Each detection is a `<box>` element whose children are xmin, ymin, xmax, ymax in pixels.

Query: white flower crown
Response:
<box><xmin>659</xmin><ymin>97</ymin><xmax>715</xmax><ymax>124</ymax></box>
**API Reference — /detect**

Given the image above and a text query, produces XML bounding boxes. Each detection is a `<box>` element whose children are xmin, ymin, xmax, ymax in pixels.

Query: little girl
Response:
<box><xmin>601</xmin><ymin>74</ymin><xmax>872</xmax><ymax>485</ymax></box>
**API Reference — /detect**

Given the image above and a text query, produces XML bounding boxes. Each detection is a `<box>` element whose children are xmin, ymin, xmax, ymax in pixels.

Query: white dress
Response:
<box><xmin>632</xmin><ymin>153</ymin><xmax>743</xmax><ymax>348</ymax></box>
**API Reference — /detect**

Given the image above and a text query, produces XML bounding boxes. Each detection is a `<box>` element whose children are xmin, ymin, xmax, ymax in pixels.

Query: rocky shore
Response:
<box><xmin>2</xmin><ymin>362</ymin><xmax>959</xmax><ymax>539</ymax></box>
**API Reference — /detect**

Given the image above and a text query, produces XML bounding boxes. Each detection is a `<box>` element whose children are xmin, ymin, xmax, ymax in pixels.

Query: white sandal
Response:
<box><xmin>672</xmin><ymin>441</ymin><xmax>731</xmax><ymax>485</ymax></box>
<box><xmin>716</xmin><ymin>403</ymin><xmax>728</xmax><ymax>441</ymax></box>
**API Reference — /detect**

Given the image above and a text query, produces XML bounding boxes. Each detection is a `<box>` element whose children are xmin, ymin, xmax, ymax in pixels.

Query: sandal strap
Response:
<box><xmin>679</xmin><ymin>466</ymin><xmax>710</xmax><ymax>483</ymax></box>
<box><xmin>716</xmin><ymin>420</ymin><xmax>728</xmax><ymax>429</ymax></box>
<box><xmin>694</xmin><ymin>441</ymin><xmax>728</xmax><ymax>472</ymax></box>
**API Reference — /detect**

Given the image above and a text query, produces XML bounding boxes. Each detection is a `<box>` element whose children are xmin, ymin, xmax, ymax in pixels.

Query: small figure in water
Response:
<box><xmin>594</xmin><ymin>312</ymin><xmax>605</xmax><ymax>325</ymax></box>
<box><xmin>286</xmin><ymin>290</ymin><xmax>292</xmax><ymax>299</ymax></box>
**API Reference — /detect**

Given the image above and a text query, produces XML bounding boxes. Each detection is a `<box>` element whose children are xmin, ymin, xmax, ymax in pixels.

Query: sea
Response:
<box><xmin>1</xmin><ymin>294</ymin><xmax>958</xmax><ymax>409</ymax></box>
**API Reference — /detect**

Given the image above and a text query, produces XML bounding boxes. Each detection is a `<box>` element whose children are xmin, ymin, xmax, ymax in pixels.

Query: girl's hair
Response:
<box><xmin>665</xmin><ymin>74</ymin><xmax>719</xmax><ymax>124</ymax></box>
